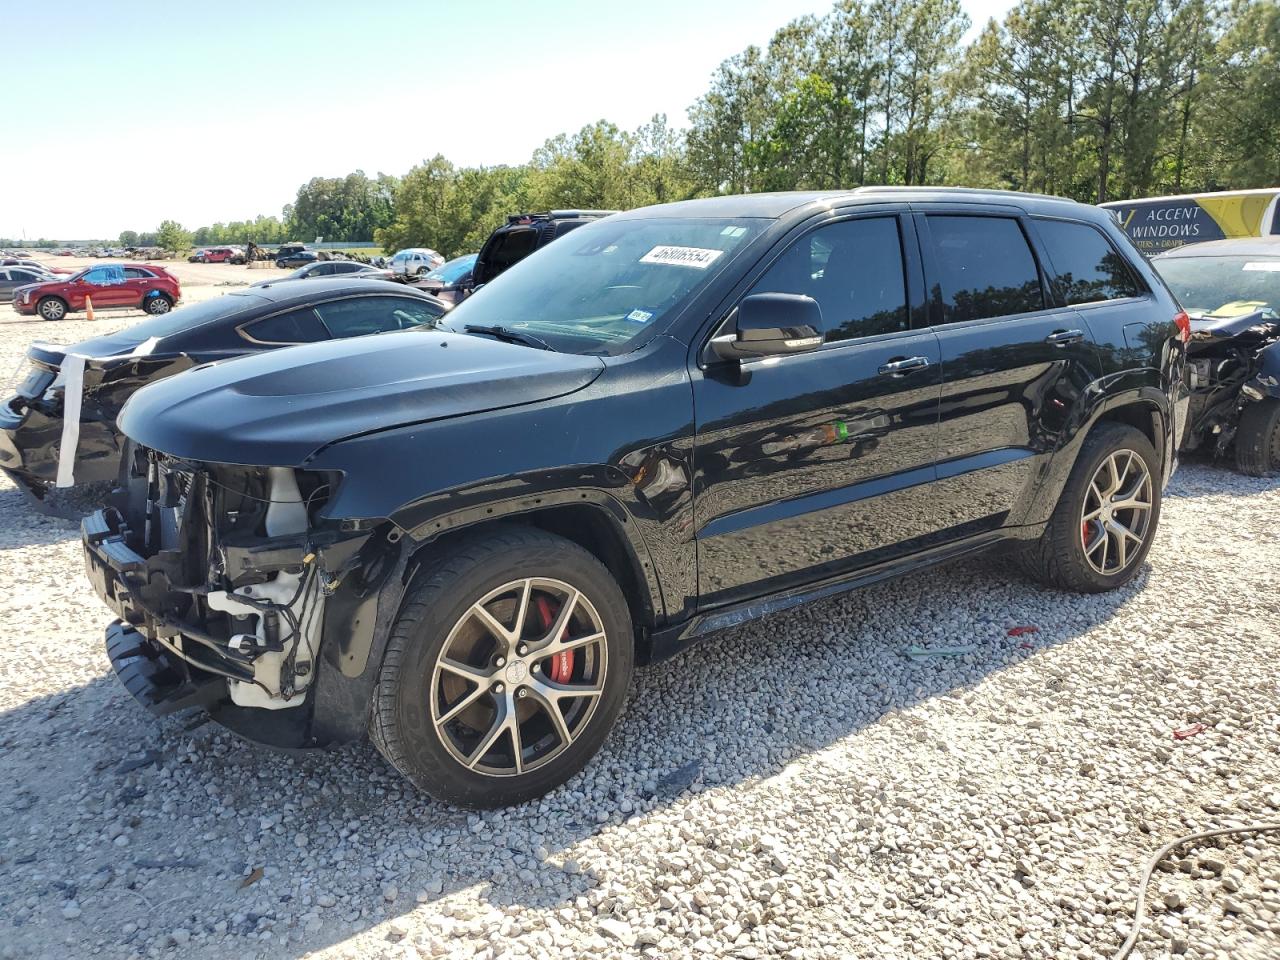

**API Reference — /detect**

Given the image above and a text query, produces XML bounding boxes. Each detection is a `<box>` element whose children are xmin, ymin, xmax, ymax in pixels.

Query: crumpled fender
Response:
<box><xmin>1244</xmin><ymin>340</ymin><xmax>1280</xmax><ymax>401</ymax></box>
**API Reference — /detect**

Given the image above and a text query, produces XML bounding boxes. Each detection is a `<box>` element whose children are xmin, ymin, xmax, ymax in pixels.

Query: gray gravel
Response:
<box><xmin>1</xmin><ymin>308</ymin><xmax>1279</xmax><ymax>959</ymax></box>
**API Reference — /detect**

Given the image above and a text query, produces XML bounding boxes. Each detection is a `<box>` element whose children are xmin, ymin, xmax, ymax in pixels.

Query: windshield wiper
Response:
<box><xmin>462</xmin><ymin>324</ymin><xmax>555</xmax><ymax>351</ymax></box>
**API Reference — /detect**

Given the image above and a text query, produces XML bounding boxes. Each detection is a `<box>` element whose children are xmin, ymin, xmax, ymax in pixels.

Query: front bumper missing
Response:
<box><xmin>105</xmin><ymin>619</ymin><xmax>223</xmax><ymax>715</ymax></box>
<box><xmin>84</xmin><ymin>508</ymin><xmax>240</xmax><ymax>714</ymax></box>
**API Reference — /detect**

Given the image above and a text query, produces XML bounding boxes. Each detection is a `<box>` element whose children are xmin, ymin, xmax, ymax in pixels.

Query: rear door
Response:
<box><xmin>915</xmin><ymin>207</ymin><xmax>1101</xmax><ymax>534</ymax></box>
<box><xmin>691</xmin><ymin>209</ymin><xmax>943</xmax><ymax>608</ymax></box>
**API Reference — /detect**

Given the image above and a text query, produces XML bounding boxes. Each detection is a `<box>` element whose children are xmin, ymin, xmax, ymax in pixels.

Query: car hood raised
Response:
<box><xmin>117</xmin><ymin>329</ymin><xmax>606</xmax><ymax>466</ymax></box>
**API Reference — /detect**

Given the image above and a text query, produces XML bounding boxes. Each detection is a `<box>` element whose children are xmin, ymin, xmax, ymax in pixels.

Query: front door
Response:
<box><xmin>914</xmin><ymin>209</ymin><xmax>1102</xmax><ymax>533</ymax></box>
<box><xmin>691</xmin><ymin>212</ymin><xmax>943</xmax><ymax>608</ymax></box>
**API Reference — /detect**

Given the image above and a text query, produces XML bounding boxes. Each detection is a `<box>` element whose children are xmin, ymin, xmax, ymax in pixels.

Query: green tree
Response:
<box><xmin>155</xmin><ymin>220</ymin><xmax>192</xmax><ymax>253</ymax></box>
<box><xmin>118</xmin><ymin>230</ymin><xmax>140</xmax><ymax>246</ymax></box>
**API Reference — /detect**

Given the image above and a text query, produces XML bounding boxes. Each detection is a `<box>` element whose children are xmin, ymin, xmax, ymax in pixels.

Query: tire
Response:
<box><xmin>1234</xmin><ymin>398</ymin><xmax>1280</xmax><ymax>477</ymax></box>
<box><xmin>275</xmin><ymin>260</ymin><xmax>287</xmax><ymax>269</ymax></box>
<box><xmin>370</xmin><ymin>527</ymin><xmax>633</xmax><ymax>808</ymax></box>
<box><xmin>37</xmin><ymin>297</ymin><xmax>67</xmax><ymax>321</ymax></box>
<box><xmin>1017</xmin><ymin>422</ymin><xmax>1162</xmax><ymax>593</ymax></box>
<box><xmin>143</xmin><ymin>293</ymin><xmax>172</xmax><ymax>315</ymax></box>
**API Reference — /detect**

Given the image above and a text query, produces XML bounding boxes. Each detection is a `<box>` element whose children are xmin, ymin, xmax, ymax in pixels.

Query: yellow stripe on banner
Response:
<box><xmin>1196</xmin><ymin>194</ymin><xmax>1275</xmax><ymax>237</ymax></box>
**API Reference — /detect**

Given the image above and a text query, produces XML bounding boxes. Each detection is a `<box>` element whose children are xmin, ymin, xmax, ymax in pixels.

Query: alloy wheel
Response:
<box><xmin>147</xmin><ymin>296</ymin><xmax>171</xmax><ymax>314</ymax></box>
<box><xmin>40</xmin><ymin>300</ymin><xmax>65</xmax><ymax>320</ymax></box>
<box><xmin>429</xmin><ymin>577</ymin><xmax>608</xmax><ymax>777</ymax></box>
<box><xmin>1080</xmin><ymin>449</ymin><xmax>1153</xmax><ymax>575</ymax></box>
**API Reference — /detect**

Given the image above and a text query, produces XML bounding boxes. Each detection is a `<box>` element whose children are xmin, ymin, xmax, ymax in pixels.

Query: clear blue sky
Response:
<box><xmin>0</xmin><ymin>0</ymin><xmax>1014</xmax><ymax>239</ymax></box>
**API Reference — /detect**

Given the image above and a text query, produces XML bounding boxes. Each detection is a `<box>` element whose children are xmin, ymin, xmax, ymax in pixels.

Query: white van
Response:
<box><xmin>1101</xmin><ymin>189</ymin><xmax>1280</xmax><ymax>256</ymax></box>
<box><xmin>389</xmin><ymin>248</ymin><xmax>444</xmax><ymax>277</ymax></box>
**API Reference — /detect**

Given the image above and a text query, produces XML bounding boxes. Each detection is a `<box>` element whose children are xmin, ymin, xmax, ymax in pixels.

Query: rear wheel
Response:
<box><xmin>370</xmin><ymin>528</ymin><xmax>633</xmax><ymax>808</ymax></box>
<box><xmin>37</xmin><ymin>297</ymin><xmax>67</xmax><ymax>321</ymax></box>
<box><xmin>1234</xmin><ymin>398</ymin><xmax>1280</xmax><ymax>477</ymax></box>
<box><xmin>143</xmin><ymin>293</ymin><xmax>172</xmax><ymax>315</ymax></box>
<box><xmin>1018</xmin><ymin>422</ymin><xmax>1161</xmax><ymax>593</ymax></box>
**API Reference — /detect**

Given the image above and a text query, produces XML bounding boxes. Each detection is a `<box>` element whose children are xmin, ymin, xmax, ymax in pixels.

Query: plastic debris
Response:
<box><xmin>1173</xmin><ymin>723</ymin><xmax>1207</xmax><ymax>740</ymax></box>
<box><xmin>1007</xmin><ymin>625</ymin><xmax>1040</xmax><ymax>637</ymax></box>
<box><xmin>906</xmin><ymin>644</ymin><xmax>978</xmax><ymax>660</ymax></box>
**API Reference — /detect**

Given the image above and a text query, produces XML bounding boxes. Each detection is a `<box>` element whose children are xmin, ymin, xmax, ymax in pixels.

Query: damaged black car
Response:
<box><xmin>0</xmin><ymin>279</ymin><xmax>448</xmax><ymax>506</ymax></box>
<box><xmin>1151</xmin><ymin>237</ymin><xmax>1280</xmax><ymax>475</ymax></box>
<box><xmin>83</xmin><ymin>189</ymin><xmax>1186</xmax><ymax>808</ymax></box>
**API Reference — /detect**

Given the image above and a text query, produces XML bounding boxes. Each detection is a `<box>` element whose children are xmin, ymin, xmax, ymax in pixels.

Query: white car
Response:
<box><xmin>389</xmin><ymin>247</ymin><xmax>444</xmax><ymax>277</ymax></box>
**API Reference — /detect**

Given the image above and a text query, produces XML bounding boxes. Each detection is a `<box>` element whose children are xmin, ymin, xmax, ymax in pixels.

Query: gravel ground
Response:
<box><xmin>0</xmin><ymin>296</ymin><xmax>1278</xmax><ymax>958</ymax></box>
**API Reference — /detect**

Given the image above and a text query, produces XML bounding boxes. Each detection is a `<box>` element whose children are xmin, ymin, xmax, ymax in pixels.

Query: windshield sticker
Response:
<box><xmin>720</xmin><ymin>225</ymin><xmax>748</xmax><ymax>238</ymax></box>
<box><xmin>1243</xmin><ymin>261</ymin><xmax>1280</xmax><ymax>272</ymax></box>
<box><xmin>640</xmin><ymin>245</ymin><xmax>724</xmax><ymax>269</ymax></box>
<box><xmin>625</xmin><ymin>309</ymin><xmax>653</xmax><ymax>324</ymax></box>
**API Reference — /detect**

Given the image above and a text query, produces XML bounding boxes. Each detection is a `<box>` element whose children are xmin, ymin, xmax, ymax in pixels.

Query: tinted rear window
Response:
<box><xmin>112</xmin><ymin>292</ymin><xmax>268</xmax><ymax>339</ymax></box>
<box><xmin>1036</xmin><ymin>219</ymin><xmax>1142</xmax><ymax>304</ymax></box>
<box><xmin>246</xmin><ymin>307</ymin><xmax>328</xmax><ymax>344</ymax></box>
<box><xmin>926</xmin><ymin>216</ymin><xmax>1044</xmax><ymax>323</ymax></box>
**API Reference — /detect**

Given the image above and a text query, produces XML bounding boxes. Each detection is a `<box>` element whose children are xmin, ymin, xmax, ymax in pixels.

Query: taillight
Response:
<box><xmin>1174</xmin><ymin>310</ymin><xmax>1191</xmax><ymax>344</ymax></box>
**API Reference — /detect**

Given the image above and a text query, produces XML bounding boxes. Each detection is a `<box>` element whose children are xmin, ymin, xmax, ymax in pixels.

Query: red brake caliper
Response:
<box><xmin>535</xmin><ymin>596</ymin><xmax>574</xmax><ymax>683</ymax></box>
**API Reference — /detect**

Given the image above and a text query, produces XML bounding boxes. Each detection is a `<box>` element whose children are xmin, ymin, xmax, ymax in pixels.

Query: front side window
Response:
<box><xmin>446</xmin><ymin>216</ymin><xmax>766</xmax><ymax>355</ymax></box>
<box><xmin>245</xmin><ymin>307</ymin><xmax>328</xmax><ymax>344</ymax></box>
<box><xmin>83</xmin><ymin>266</ymin><xmax>126</xmax><ymax>286</ymax></box>
<box><xmin>926</xmin><ymin>216</ymin><xmax>1044</xmax><ymax>323</ymax></box>
<box><xmin>314</xmin><ymin>295</ymin><xmax>444</xmax><ymax>338</ymax></box>
<box><xmin>747</xmin><ymin>217</ymin><xmax>909</xmax><ymax>342</ymax></box>
<box><xmin>1036</xmin><ymin>219</ymin><xmax>1142</xmax><ymax>304</ymax></box>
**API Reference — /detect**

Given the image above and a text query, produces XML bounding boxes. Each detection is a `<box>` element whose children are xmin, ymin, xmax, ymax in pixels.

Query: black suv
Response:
<box><xmin>471</xmin><ymin>209</ymin><xmax>615</xmax><ymax>289</ymax></box>
<box><xmin>82</xmin><ymin>189</ymin><xmax>1186</xmax><ymax>807</ymax></box>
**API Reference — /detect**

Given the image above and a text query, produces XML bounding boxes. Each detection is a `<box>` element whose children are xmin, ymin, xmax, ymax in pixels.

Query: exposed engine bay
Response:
<box><xmin>85</xmin><ymin>447</ymin><xmax>374</xmax><ymax>716</ymax></box>
<box><xmin>1183</xmin><ymin>309</ymin><xmax>1280</xmax><ymax>456</ymax></box>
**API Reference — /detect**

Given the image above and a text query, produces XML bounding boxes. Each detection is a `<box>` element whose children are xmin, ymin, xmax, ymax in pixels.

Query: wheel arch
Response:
<box><xmin>1018</xmin><ymin>387</ymin><xmax>1171</xmax><ymax>528</ymax></box>
<box><xmin>401</xmin><ymin>497</ymin><xmax>663</xmax><ymax>637</ymax></box>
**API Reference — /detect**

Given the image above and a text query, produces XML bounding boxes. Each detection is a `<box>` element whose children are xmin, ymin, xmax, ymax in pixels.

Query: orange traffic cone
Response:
<box><xmin>85</xmin><ymin>296</ymin><xmax>95</xmax><ymax>321</ymax></box>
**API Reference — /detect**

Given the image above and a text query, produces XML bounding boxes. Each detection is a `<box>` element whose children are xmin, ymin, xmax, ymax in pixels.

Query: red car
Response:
<box><xmin>192</xmin><ymin>246</ymin><xmax>242</xmax><ymax>264</ymax></box>
<box><xmin>12</xmin><ymin>263</ymin><xmax>181</xmax><ymax>321</ymax></box>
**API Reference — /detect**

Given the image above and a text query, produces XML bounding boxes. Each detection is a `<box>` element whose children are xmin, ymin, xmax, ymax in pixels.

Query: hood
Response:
<box><xmin>1188</xmin><ymin>307</ymin><xmax>1280</xmax><ymax>344</ymax></box>
<box><xmin>118</xmin><ymin>329</ymin><xmax>606</xmax><ymax>466</ymax></box>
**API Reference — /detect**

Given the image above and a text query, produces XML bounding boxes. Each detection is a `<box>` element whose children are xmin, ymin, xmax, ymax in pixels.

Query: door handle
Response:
<box><xmin>877</xmin><ymin>356</ymin><xmax>931</xmax><ymax>376</ymax></box>
<box><xmin>1045</xmin><ymin>329</ymin><xmax>1085</xmax><ymax>346</ymax></box>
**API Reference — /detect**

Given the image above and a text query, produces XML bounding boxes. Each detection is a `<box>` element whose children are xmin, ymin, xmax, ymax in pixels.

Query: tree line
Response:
<box><xmin>102</xmin><ymin>0</ymin><xmax>1280</xmax><ymax>256</ymax></box>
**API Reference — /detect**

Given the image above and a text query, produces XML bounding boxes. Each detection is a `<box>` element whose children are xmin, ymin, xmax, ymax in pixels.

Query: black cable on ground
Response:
<box><xmin>1110</xmin><ymin>822</ymin><xmax>1280</xmax><ymax>960</ymax></box>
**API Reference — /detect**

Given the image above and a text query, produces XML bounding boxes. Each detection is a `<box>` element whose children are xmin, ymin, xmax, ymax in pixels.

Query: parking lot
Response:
<box><xmin>0</xmin><ymin>290</ymin><xmax>1276</xmax><ymax>958</ymax></box>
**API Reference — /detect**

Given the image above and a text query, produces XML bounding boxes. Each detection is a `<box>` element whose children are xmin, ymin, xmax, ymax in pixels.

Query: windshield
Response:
<box><xmin>424</xmin><ymin>255</ymin><xmax>477</xmax><ymax>284</ymax></box>
<box><xmin>1154</xmin><ymin>255</ymin><xmax>1280</xmax><ymax>319</ymax></box>
<box><xmin>444</xmin><ymin>217</ymin><xmax>766</xmax><ymax>354</ymax></box>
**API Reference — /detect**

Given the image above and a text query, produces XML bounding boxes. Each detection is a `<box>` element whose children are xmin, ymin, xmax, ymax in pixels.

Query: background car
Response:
<box><xmin>12</xmin><ymin>263</ymin><xmax>181</xmax><ymax>320</ymax></box>
<box><xmin>0</xmin><ymin>266</ymin><xmax>58</xmax><ymax>297</ymax></box>
<box><xmin>201</xmin><ymin>246</ymin><xmax>242</xmax><ymax>263</ymax></box>
<box><xmin>471</xmin><ymin>210</ymin><xmax>615</xmax><ymax>288</ymax></box>
<box><xmin>251</xmin><ymin>260</ymin><xmax>392</xmax><ymax>286</ymax></box>
<box><xmin>0</xmin><ymin>278</ymin><xmax>449</xmax><ymax>503</ymax></box>
<box><xmin>2</xmin><ymin>257</ymin><xmax>73</xmax><ymax>275</ymax></box>
<box><xmin>1151</xmin><ymin>236</ymin><xmax>1280</xmax><ymax>474</ymax></box>
<box><xmin>389</xmin><ymin>247</ymin><xmax>444</xmax><ymax>277</ymax></box>
<box><xmin>277</xmin><ymin>250</ymin><xmax>319</xmax><ymax>269</ymax></box>
<box><xmin>412</xmin><ymin>253</ymin><xmax>477</xmax><ymax>304</ymax></box>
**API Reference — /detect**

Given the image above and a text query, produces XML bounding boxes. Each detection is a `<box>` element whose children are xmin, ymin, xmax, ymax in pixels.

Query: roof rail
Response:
<box><xmin>852</xmin><ymin>185</ymin><xmax>1071</xmax><ymax>203</ymax></box>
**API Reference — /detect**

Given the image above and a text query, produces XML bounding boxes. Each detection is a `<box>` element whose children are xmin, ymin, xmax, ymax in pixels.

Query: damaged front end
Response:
<box><xmin>0</xmin><ymin>342</ymin><xmax>194</xmax><ymax>501</ymax></box>
<box><xmin>1184</xmin><ymin>311</ymin><xmax>1280</xmax><ymax>456</ymax></box>
<box><xmin>83</xmin><ymin>446</ymin><xmax>400</xmax><ymax>746</ymax></box>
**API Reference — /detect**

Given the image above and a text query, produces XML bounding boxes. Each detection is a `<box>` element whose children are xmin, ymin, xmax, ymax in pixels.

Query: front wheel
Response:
<box><xmin>37</xmin><ymin>297</ymin><xmax>67</xmax><ymax>321</ymax></box>
<box><xmin>1235</xmin><ymin>398</ymin><xmax>1280</xmax><ymax>477</ymax></box>
<box><xmin>1018</xmin><ymin>422</ymin><xmax>1161</xmax><ymax>593</ymax></box>
<box><xmin>370</xmin><ymin>527</ymin><xmax>633</xmax><ymax>808</ymax></box>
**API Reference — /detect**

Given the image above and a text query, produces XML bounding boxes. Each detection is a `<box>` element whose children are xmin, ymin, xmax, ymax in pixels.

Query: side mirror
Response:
<box><xmin>711</xmin><ymin>292</ymin><xmax>824</xmax><ymax>361</ymax></box>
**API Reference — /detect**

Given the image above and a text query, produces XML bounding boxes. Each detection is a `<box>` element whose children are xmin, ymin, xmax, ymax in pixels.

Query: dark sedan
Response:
<box><xmin>412</xmin><ymin>253</ymin><xmax>477</xmax><ymax>304</ymax></box>
<box><xmin>0</xmin><ymin>278</ymin><xmax>449</xmax><ymax>504</ymax></box>
<box><xmin>252</xmin><ymin>260</ymin><xmax>391</xmax><ymax>287</ymax></box>
<box><xmin>0</xmin><ymin>265</ymin><xmax>58</xmax><ymax>297</ymax></box>
<box><xmin>276</xmin><ymin>250</ymin><xmax>319</xmax><ymax>269</ymax></box>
